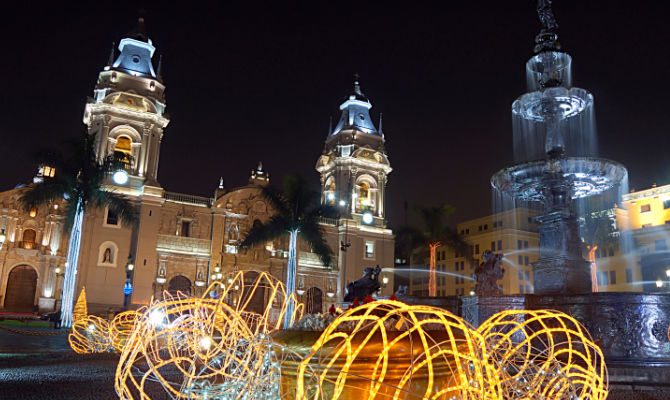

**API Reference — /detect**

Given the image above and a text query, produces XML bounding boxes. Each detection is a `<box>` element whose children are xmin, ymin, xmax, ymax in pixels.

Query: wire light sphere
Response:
<box><xmin>110</xmin><ymin>310</ymin><xmax>141</xmax><ymax>353</ymax></box>
<box><xmin>295</xmin><ymin>302</ymin><xmax>608</xmax><ymax>400</ymax></box>
<box><xmin>115</xmin><ymin>274</ymin><xmax>305</xmax><ymax>400</ymax></box>
<box><xmin>477</xmin><ymin>309</ymin><xmax>608</xmax><ymax>400</ymax></box>
<box><xmin>296</xmin><ymin>300</ymin><xmax>491</xmax><ymax>400</ymax></box>
<box><xmin>69</xmin><ymin>314</ymin><xmax>112</xmax><ymax>354</ymax></box>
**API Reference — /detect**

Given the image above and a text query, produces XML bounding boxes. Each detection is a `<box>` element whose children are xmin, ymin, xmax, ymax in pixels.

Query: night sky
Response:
<box><xmin>1</xmin><ymin>2</ymin><xmax>669</xmax><ymax>228</ymax></box>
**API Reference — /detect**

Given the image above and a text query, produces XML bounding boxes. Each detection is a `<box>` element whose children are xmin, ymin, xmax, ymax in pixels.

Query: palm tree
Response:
<box><xmin>21</xmin><ymin>128</ymin><xmax>135</xmax><ymax>328</ymax></box>
<box><xmin>240</xmin><ymin>174</ymin><xmax>336</xmax><ymax>328</ymax></box>
<box><xmin>395</xmin><ymin>205</ymin><xmax>471</xmax><ymax>297</ymax></box>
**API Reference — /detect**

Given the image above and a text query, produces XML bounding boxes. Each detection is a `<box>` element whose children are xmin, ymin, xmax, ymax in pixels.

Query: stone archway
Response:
<box><xmin>167</xmin><ymin>275</ymin><xmax>192</xmax><ymax>297</ymax></box>
<box><xmin>4</xmin><ymin>265</ymin><xmax>37</xmax><ymax>311</ymax></box>
<box><xmin>306</xmin><ymin>287</ymin><xmax>323</xmax><ymax>315</ymax></box>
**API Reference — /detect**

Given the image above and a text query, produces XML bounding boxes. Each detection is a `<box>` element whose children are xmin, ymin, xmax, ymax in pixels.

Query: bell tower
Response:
<box><xmin>316</xmin><ymin>76</ymin><xmax>392</xmax><ymax>227</ymax></box>
<box><xmin>83</xmin><ymin>18</ymin><xmax>169</xmax><ymax>191</ymax></box>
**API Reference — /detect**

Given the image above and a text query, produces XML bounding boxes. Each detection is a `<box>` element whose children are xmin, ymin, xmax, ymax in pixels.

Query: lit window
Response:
<box><xmin>43</xmin><ymin>166</ymin><xmax>55</xmax><ymax>178</ymax></box>
<box><xmin>21</xmin><ymin>229</ymin><xmax>36</xmax><ymax>249</ymax></box>
<box><xmin>641</xmin><ymin>204</ymin><xmax>651</xmax><ymax>213</ymax></box>
<box><xmin>29</xmin><ymin>208</ymin><xmax>37</xmax><ymax>218</ymax></box>
<box><xmin>365</xmin><ymin>241</ymin><xmax>374</xmax><ymax>258</ymax></box>
<box><xmin>114</xmin><ymin>135</ymin><xmax>133</xmax><ymax>168</ymax></box>
<box><xmin>664</xmin><ymin>200</ymin><xmax>670</xmax><ymax>210</ymax></box>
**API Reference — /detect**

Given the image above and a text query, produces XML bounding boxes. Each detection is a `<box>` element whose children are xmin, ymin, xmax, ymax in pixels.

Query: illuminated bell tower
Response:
<box><xmin>316</xmin><ymin>77</ymin><xmax>392</xmax><ymax>227</ymax></box>
<box><xmin>83</xmin><ymin>18</ymin><xmax>169</xmax><ymax>191</ymax></box>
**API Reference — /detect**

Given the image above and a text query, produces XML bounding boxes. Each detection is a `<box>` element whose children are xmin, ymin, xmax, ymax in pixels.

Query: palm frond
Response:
<box><xmin>90</xmin><ymin>190</ymin><xmax>136</xmax><ymax>227</ymax></box>
<box><xmin>394</xmin><ymin>226</ymin><xmax>429</xmax><ymax>252</ymax></box>
<box><xmin>439</xmin><ymin>226</ymin><xmax>473</xmax><ymax>263</ymax></box>
<box><xmin>299</xmin><ymin>220</ymin><xmax>333</xmax><ymax>268</ymax></box>
<box><xmin>240</xmin><ymin>215</ymin><xmax>290</xmax><ymax>248</ymax></box>
<box><xmin>20</xmin><ymin>182</ymin><xmax>67</xmax><ymax>212</ymax></box>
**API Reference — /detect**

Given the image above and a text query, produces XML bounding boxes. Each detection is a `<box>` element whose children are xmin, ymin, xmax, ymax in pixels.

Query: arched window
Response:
<box><xmin>21</xmin><ymin>229</ymin><xmax>36</xmax><ymax>249</ymax></box>
<box><xmin>114</xmin><ymin>136</ymin><xmax>133</xmax><ymax>168</ymax></box>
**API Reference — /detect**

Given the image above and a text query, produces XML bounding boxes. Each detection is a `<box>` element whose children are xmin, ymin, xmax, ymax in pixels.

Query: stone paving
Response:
<box><xmin>0</xmin><ymin>323</ymin><xmax>669</xmax><ymax>399</ymax></box>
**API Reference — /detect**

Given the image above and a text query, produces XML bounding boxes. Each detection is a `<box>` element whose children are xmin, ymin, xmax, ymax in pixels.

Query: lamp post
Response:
<box><xmin>123</xmin><ymin>256</ymin><xmax>134</xmax><ymax>310</ymax></box>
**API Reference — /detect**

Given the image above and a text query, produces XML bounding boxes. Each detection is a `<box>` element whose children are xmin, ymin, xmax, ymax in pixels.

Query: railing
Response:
<box><xmin>164</xmin><ymin>192</ymin><xmax>213</xmax><ymax>207</ymax></box>
<box><xmin>17</xmin><ymin>241</ymin><xmax>36</xmax><ymax>250</ymax></box>
<box><xmin>318</xmin><ymin>217</ymin><xmax>339</xmax><ymax>226</ymax></box>
<box><xmin>156</xmin><ymin>234</ymin><xmax>211</xmax><ymax>256</ymax></box>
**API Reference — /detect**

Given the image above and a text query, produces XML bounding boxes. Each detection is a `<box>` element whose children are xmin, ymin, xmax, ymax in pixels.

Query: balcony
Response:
<box><xmin>156</xmin><ymin>234</ymin><xmax>210</xmax><ymax>257</ymax></box>
<box><xmin>164</xmin><ymin>192</ymin><xmax>213</xmax><ymax>207</ymax></box>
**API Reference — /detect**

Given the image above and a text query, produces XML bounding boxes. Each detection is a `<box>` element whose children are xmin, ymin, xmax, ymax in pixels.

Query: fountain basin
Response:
<box><xmin>491</xmin><ymin>156</ymin><xmax>627</xmax><ymax>201</ymax></box>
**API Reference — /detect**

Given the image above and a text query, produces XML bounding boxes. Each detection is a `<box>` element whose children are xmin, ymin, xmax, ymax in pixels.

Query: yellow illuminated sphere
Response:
<box><xmin>296</xmin><ymin>300</ymin><xmax>490</xmax><ymax>400</ymax></box>
<box><xmin>109</xmin><ymin>310</ymin><xmax>140</xmax><ymax>353</ymax></box>
<box><xmin>477</xmin><ymin>309</ymin><xmax>608</xmax><ymax>400</ymax></box>
<box><xmin>68</xmin><ymin>315</ymin><xmax>110</xmax><ymax>354</ymax></box>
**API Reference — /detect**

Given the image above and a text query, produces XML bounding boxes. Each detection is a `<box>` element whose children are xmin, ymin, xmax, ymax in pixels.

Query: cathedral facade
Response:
<box><xmin>0</xmin><ymin>24</ymin><xmax>394</xmax><ymax>315</ymax></box>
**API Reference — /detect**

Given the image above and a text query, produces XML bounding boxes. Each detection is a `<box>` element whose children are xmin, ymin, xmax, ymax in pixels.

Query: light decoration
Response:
<box><xmin>296</xmin><ymin>301</ymin><xmax>608</xmax><ymax>400</ymax></box>
<box><xmin>477</xmin><ymin>309</ymin><xmax>608</xmax><ymax>400</ymax></box>
<box><xmin>115</xmin><ymin>283</ymin><xmax>301</xmax><ymax>400</ymax></box>
<box><xmin>69</xmin><ymin>315</ymin><xmax>111</xmax><ymax>354</ymax></box>
<box><xmin>73</xmin><ymin>287</ymin><xmax>88</xmax><ymax>323</ymax></box>
<box><xmin>60</xmin><ymin>199</ymin><xmax>84</xmax><ymax>328</ymax></box>
<box><xmin>296</xmin><ymin>300</ymin><xmax>490</xmax><ymax>400</ymax></box>
<box><xmin>109</xmin><ymin>310</ymin><xmax>141</xmax><ymax>352</ymax></box>
<box><xmin>428</xmin><ymin>242</ymin><xmax>441</xmax><ymax>297</ymax></box>
<box><xmin>215</xmin><ymin>270</ymin><xmax>304</xmax><ymax>334</ymax></box>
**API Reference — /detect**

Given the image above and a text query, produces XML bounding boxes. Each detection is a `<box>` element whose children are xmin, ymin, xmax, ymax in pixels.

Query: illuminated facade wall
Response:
<box><xmin>0</xmin><ymin>29</ymin><xmax>394</xmax><ymax>314</ymax></box>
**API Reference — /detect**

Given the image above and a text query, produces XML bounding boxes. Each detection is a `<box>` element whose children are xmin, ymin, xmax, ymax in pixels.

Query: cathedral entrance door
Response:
<box><xmin>4</xmin><ymin>265</ymin><xmax>37</xmax><ymax>311</ymax></box>
<box><xmin>306</xmin><ymin>287</ymin><xmax>323</xmax><ymax>314</ymax></box>
<box><xmin>167</xmin><ymin>276</ymin><xmax>192</xmax><ymax>297</ymax></box>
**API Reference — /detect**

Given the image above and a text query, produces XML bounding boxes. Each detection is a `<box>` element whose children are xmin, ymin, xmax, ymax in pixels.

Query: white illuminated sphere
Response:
<box><xmin>149</xmin><ymin>310</ymin><xmax>165</xmax><ymax>326</ymax></box>
<box><xmin>362</xmin><ymin>212</ymin><xmax>374</xmax><ymax>225</ymax></box>
<box><xmin>113</xmin><ymin>170</ymin><xmax>129</xmax><ymax>185</ymax></box>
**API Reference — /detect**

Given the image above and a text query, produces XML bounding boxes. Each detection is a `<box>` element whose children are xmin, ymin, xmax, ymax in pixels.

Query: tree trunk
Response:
<box><xmin>283</xmin><ymin>229</ymin><xmax>298</xmax><ymax>328</ymax></box>
<box><xmin>429</xmin><ymin>243</ymin><xmax>440</xmax><ymax>297</ymax></box>
<box><xmin>61</xmin><ymin>199</ymin><xmax>84</xmax><ymax>328</ymax></box>
<box><xmin>587</xmin><ymin>245</ymin><xmax>599</xmax><ymax>293</ymax></box>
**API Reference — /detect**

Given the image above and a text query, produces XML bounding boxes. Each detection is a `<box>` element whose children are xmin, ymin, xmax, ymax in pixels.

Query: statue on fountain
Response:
<box><xmin>474</xmin><ymin>250</ymin><xmax>504</xmax><ymax>296</ymax></box>
<box><xmin>344</xmin><ymin>266</ymin><xmax>381</xmax><ymax>303</ymax></box>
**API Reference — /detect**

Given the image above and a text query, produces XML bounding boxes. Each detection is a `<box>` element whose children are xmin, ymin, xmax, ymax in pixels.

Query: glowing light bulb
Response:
<box><xmin>112</xmin><ymin>170</ymin><xmax>129</xmax><ymax>185</ymax></box>
<box><xmin>657</xmin><ymin>280</ymin><xmax>664</xmax><ymax>288</ymax></box>
<box><xmin>149</xmin><ymin>310</ymin><xmax>164</xmax><ymax>326</ymax></box>
<box><xmin>362</xmin><ymin>211</ymin><xmax>374</xmax><ymax>225</ymax></box>
<box><xmin>200</xmin><ymin>336</ymin><xmax>212</xmax><ymax>351</ymax></box>
<box><xmin>339</xmin><ymin>200</ymin><xmax>346</xmax><ymax>207</ymax></box>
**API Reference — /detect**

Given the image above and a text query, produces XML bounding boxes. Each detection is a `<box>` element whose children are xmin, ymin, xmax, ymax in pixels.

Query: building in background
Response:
<box><xmin>0</xmin><ymin>22</ymin><xmax>394</xmax><ymax>315</ymax></box>
<box><xmin>409</xmin><ymin>208</ymin><xmax>540</xmax><ymax>296</ymax></box>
